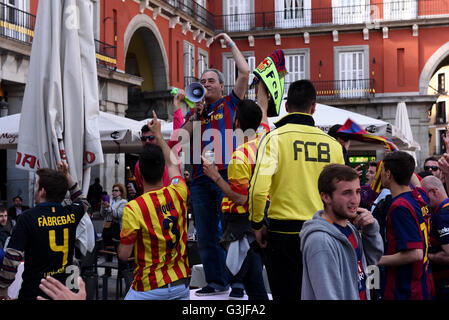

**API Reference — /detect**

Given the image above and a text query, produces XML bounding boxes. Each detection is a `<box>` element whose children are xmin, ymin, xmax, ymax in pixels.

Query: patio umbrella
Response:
<box><xmin>0</xmin><ymin>112</ymin><xmax>143</xmax><ymax>152</ymax></box>
<box><xmin>15</xmin><ymin>0</ymin><xmax>103</xmax><ymax>255</ymax></box>
<box><xmin>394</xmin><ymin>101</ymin><xmax>418</xmax><ymax>161</ymax></box>
<box><xmin>16</xmin><ymin>0</ymin><xmax>103</xmax><ymax>188</ymax></box>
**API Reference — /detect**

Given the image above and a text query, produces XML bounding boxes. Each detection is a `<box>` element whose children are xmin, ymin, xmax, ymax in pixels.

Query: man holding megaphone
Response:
<box><xmin>180</xmin><ymin>33</ymin><xmax>250</xmax><ymax>297</ymax></box>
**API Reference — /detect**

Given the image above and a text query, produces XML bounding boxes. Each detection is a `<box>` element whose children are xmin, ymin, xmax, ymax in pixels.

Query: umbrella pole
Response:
<box><xmin>82</xmin><ymin>167</ymin><xmax>91</xmax><ymax>197</ymax></box>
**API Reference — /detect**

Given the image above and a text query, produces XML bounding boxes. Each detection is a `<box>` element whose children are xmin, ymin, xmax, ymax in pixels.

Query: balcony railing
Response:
<box><xmin>223</xmin><ymin>85</ymin><xmax>256</xmax><ymax>101</ymax></box>
<box><xmin>0</xmin><ymin>2</ymin><xmax>116</xmax><ymax>69</ymax></box>
<box><xmin>308</xmin><ymin>79</ymin><xmax>375</xmax><ymax>100</ymax></box>
<box><xmin>95</xmin><ymin>40</ymin><xmax>117</xmax><ymax>70</ymax></box>
<box><xmin>214</xmin><ymin>0</ymin><xmax>449</xmax><ymax>33</ymax></box>
<box><xmin>166</xmin><ymin>0</ymin><xmax>214</xmax><ymax>30</ymax></box>
<box><xmin>223</xmin><ymin>79</ymin><xmax>374</xmax><ymax>102</ymax></box>
<box><xmin>0</xmin><ymin>2</ymin><xmax>35</xmax><ymax>44</ymax></box>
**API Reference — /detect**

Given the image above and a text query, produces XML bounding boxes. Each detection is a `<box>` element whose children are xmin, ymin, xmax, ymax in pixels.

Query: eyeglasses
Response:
<box><xmin>112</xmin><ymin>189</ymin><xmax>120</xmax><ymax>192</ymax></box>
<box><xmin>424</xmin><ymin>166</ymin><xmax>439</xmax><ymax>172</ymax></box>
<box><xmin>140</xmin><ymin>135</ymin><xmax>155</xmax><ymax>142</ymax></box>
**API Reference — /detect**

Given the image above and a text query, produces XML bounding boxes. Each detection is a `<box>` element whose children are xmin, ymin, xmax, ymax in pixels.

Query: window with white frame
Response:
<box><xmin>184</xmin><ymin>41</ymin><xmax>195</xmax><ymax>85</ymax></box>
<box><xmin>332</xmin><ymin>0</ymin><xmax>369</xmax><ymax>25</ymax></box>
<box><xmin>384</xmin><ymin>0</ymin><xmax>417</xmax><ymax>21</ymax></box>
<box><xmin>283</xmin><ymin>49</ymin><xmax>310</xmax><ymax>96</ymax></box>
<box><xmin>276</xmin><ymin>0</ymin><xmax>311</xmax><ymax>28</ymax></box>
<box><xmin>197</xmin><ymin>49</ymin><xmax>208</xmax><ymax>78</ymax></box>
<box><xmin>223</xmin><ymin>52</ymin><xmax>255</xmax><ymax>97</ymax></box>
<box><xmin>224</xmin><ymin>0</ymin><xmax>252</xmax><ymax>32</ymax></box>
<box><xmin>334</xmin><ymin>46</ymin><xmax>369</xmax><ymax>98</ymax></box>
<box><xmin>90</xmin><ymin>0</ymin><xmax>100</xmax><ymax>41</ymax></box>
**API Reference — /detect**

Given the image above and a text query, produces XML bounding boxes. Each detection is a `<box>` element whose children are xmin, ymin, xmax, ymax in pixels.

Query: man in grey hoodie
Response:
<box><xmin>300</xmin><ymin>164</ymin><xmax>384</xmax><ymax>300</ymax></box>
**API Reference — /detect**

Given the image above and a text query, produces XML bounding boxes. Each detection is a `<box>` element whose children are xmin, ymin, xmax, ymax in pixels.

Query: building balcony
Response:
<box><xmin>0</xmin><ymin>2</ymin><xmax>35</xmax><ymax>44</ymax></box>
<box><xmin>312</xmin><ymin>78</ymin><xmax>375</xmax><ymax>101</ymax></box>
<box><xmin>165</xmin><ymin>0</ymin><xmax>214</xmax><ymax>30</ymax></box>
<box><xmin>223</xmin><ymin>78</ymin><xmax>375</xmax><ymax>103</ymax></box>
<box><xmin>0</xmin><ymin>2</ymin><xmax>117</xmax><ymax>69</ymax></box>
<box><xmin>213</xmin><ymin>0</ymin><xmax>449</xmax><ymax>33</ymax></box>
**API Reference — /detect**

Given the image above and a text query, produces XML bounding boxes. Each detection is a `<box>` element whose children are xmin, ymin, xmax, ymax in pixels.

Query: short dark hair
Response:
<box><xmin>318</xmin><ymin>164</ymin><xmax>359</xmax><ymax>197</ymax></box>
<box><xmin>141</xmin><ymin>124</ymin><xmax>150</xmax><ymax>134</ymax></box>
<box><xmin>36</xmin><ymin>168</ymin><xmax>69</xmax><ymax>203</ymax></box>
<box><xmin>139</xmin><ymin>144</ymin><xmax>165</xmax><ymax>185</ymax></box>
<box><xmin>327</xmin><ymin>124</ymin><xmax>350</xmax><ymax>142</ymax></box>
<box><xmin>286</xmin><ymin>79</ymin><xmax>317</xmax><ymax>113</ymax></box>
<box><xmin>424</xmin><ymin>156</ymin><xmax>439</xmax><ymax>165</ymax></box>
<box><xmin>235</xmin><ymin>99</ymin><xmax>262</xmax><ymax>132</ymax></box>
<box><xmin>383</xmin><ymin>151</ymin><xmax>415</xmax><ymax>186</ymax></box>
<box><xmin>369</xmin><ymin>161</ymin><xmax>378</xmax><ymax>168</ymax></box>
<box><xmin>12</xmin><ymin>196</ymin><xmax>22</xmax><ymax>202</ymax></box>
<box><xmin>0</xmin><ymin>206</ymin><xmax>6</xmax><ymax>213</ymax></box>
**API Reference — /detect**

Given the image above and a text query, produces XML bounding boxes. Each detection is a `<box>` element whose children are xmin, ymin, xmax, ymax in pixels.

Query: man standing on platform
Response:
<box><xmin>181</xmin><ymin>33</ymin><xmax>250</xmax><ymax>296</ymax></box>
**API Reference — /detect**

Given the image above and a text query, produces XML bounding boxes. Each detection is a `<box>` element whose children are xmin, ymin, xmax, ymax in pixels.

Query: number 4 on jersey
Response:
<box><xmin>49</xmin><ymin>228</ymin><xmax>69</xmax><ymax>266</ymax></box>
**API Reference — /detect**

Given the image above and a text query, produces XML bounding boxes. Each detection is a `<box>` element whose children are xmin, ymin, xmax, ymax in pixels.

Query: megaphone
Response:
<box><xmin>186</xmin><ymin>82</ymin><xmax>207</xmax><ymax>103</ymax></box>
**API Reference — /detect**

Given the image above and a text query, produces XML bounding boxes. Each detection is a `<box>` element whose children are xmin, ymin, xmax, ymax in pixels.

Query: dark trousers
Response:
<box><xmin>228</xmin><ymin>245</ymin><xmax>269</xmax><ymax>300</ymax></box>
<box><xmin>264</xmin><ymin>231</ymin><xmax>302</xmax><ymax>300</ymax></box>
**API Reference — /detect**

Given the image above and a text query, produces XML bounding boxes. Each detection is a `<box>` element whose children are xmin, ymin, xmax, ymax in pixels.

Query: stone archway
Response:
<box><xmin>124</xmin><ymin>14</ymin><xmax>169</xmax><ymax>91</ymax></box>
<box><xmin>419</xmin><ymin>41</ymin><xmax>449</xmax><ymax>95</ymax></box>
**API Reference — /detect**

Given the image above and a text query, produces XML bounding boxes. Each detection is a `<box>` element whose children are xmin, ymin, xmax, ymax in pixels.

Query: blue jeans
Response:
<box><xmin>190</xmin><ymin>174</ymin><xmax>229</xmax><ymax>290</ymax></box>
<box><xmin>124</xmin><ymin>283</ymin><xmax>190</xmax><ymax>300</ymax></box>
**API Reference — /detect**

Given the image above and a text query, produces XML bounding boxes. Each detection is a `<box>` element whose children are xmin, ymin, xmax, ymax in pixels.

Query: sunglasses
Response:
<box><xmin>424</xmin><ymin>166</ymin><xmax>439</xmax><ymax>172</ymax></box>
<box><xmin>140</xmin><ymin>135</ymin><xmax>155</xmax><ymax>142</ymax></box>
<box><xmin>112</xmin><ymin>189</ymin><xmax>120</xmax><ymax>192</ymax></box>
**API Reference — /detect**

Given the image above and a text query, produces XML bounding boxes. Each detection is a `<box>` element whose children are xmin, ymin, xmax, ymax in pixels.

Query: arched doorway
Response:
<box><xmin>419</xmin><ymin>42</ymin><xmax>449</xmax><ymax>156</ymax></box>
<box><xmin>123</xmin><ymin>14</ymin><xmax>171</xmax><ymax>121</ymax></box>
<box><xmin>123</xmin><ymin>15</ymin><xmax>172</xmax><ymax>179</ymax></box>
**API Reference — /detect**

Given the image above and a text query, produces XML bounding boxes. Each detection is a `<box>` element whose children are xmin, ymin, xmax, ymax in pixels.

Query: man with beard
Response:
<box><xmin>300</xmin><ymin>164</ymin><xmax>383</xmax><ymax>300</ymax></box>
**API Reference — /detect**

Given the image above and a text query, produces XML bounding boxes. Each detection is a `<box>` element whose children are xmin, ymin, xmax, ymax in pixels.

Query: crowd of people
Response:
<box><xmin>1</xmin><ymin>33</ymin><xmax>449</xmax><ymax>302</ymax></box>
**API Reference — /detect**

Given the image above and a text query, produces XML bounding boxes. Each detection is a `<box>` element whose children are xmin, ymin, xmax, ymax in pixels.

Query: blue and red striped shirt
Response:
<box><xmin>429</xmin><ymin>198</ymin><xmax>449</xmax><ymax>293</ymax></box>
<box><xmin>184</xmin><ymin>91</ymin><xmax>240</xmax><ymax>181</ymax></box>
<box><xmin>333</xmin><ymin>223</ymin><xmax>367</xmax><ymax>300</ymax></box>
<box><xmin>384</xmin><ymin>188</ymin><xmax>434</xmax><ymax>300</ymax></box>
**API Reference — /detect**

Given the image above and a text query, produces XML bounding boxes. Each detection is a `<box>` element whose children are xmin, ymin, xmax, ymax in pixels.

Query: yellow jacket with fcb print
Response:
<box><xmin>248</xmin><ymin>112</ymin><xmax>345</xmax><ymax>233</ymax></box>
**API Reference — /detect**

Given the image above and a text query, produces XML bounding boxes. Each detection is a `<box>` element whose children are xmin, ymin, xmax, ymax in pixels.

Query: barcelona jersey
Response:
<box><xmin>384</xmin><ymin>188</ymin><xmax>434</xmax><ymax>300</ymax></box>
<box><xmin>120</xmin><ymin>177</ymin><xmax>191</xmax><ymax>291</ymax></box>
<box><xmin>184</xmin><ymin>91</ymin><xmax>240</xmax><ymax>181</ymax></box>
<box><xmin>221</xmin><ymin>126</ymin><xmax>269</xmax><ymax>215</ymax></box>
<box><xmin>6</xmin><ymin>201</ymin><xmax>85</xmax><ymax>300</ymax></box>
<box><xmin>333</xmin><ymin>223</ymin><xmax>367</xmax><ymax>300</ymax></box>
<box><xmin>429</xmin><ymin>198</ymin><xmax>449</xmax><ymax>295</ymax></box>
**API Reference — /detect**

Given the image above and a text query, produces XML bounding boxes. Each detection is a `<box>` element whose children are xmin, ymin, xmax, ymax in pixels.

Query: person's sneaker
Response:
<box><xmin>195</xmin><ymin>285</ymin><xmax>229</xmax><ymax>296</ymax></box>
<box><xmin>229</xmin><ymin>288</ymin><xmax>245</xmax><ymax>300</ymax></box>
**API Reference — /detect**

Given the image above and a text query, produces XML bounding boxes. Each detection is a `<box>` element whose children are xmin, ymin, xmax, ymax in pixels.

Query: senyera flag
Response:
<box><xmin>337</xmin><ymin>118</ymin><xmax>398</xmax><ymax>193</ymax></box>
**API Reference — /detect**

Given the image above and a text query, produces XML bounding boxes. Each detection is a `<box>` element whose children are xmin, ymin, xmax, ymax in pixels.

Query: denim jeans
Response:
<box><xmin>190</xmin><ymin>174</ymin><xmax>229</xmax><ymax>290</ymax></box>
<box><xmin>124</xmin><ymin>283</ymin><xmax>190</xmax><ymax>300</ymax></box>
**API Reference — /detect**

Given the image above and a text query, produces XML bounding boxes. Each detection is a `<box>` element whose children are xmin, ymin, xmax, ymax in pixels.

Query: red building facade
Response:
<box><xmin>1</xmin><ymin>0</ymin><xmax>449</xmax><ymax>204</ymax></box>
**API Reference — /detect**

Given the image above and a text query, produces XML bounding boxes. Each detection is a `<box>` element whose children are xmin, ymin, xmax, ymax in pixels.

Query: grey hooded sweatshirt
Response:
<box><xmin>300</xmin><ymin>210</ymin><xmax>384</xmax><ymax>300</ymax></box>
